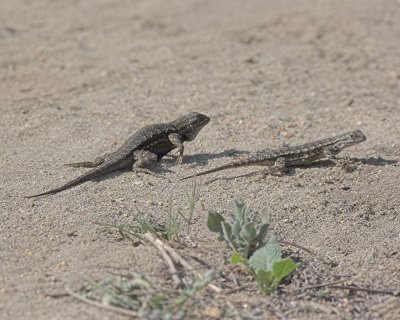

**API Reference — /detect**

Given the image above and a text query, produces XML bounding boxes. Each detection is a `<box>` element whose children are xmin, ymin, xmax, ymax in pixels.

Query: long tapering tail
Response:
<box><xmin>180</xmin><ymin>162</ymin><xmax>249</xmax><ymax>181</ymax></box>
<box><xmin>25</xmin><ymin>161</ymin><xmax>122</xmax><ymax>198</ymax></box>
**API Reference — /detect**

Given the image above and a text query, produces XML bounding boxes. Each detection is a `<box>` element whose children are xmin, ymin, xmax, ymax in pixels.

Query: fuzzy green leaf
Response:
<box><xmin>221</xmin><ymin>222</ymin><xmax>237</xmax><ymax>251</ymax></box>
<box><xmin>248</xmin><ymin>235</ymin><xmax>282</xmax><ymax>272</ymax></box>
<box><xmin>271</xmin><ymin>257</ymin><xmax>297</xmax><ymax>283</ymax></box>
<box><xmin>255</xmin><ymin>223</ymin><xmax>269</xmax><ymax>246</ymax></box>
<box><xmin>240</xmin><ymin>223</ymin><xmax>257</xmax><ymax>243</ymax></box>
<box><xmin>231</xmin><ymin>252</ymin><xmax>248</xmax><ymax>266</ymax></box>
<box><xmin>232</xmin><ymin>220</ymin><xmax>242</xmax><ymax>240</ymax></box>
<box><xmin>207</xmin><ymin>211</ymin><xmax>225</xmax><ymax>234</ymax></box>
<box><xmin>261</xmin><ymin>206</ymin><xmax>271</xmax><ymax>225</ymax></box>
<box><xmin>233</xmin><ymin>199</ymin><xmax>246</xmax><ymax>222</ymax></box>
<box><xmin>254</xmin><ymin>269</ymin><xmax>274</xmax><ymax>294</ymax></box>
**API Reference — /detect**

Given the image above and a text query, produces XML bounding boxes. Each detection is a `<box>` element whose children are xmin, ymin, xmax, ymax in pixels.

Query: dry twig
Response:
<box><xmin>143</xmin><ymin>232</ymin><xmax>222</xmax><ymax>294</ymax></box>
<box><xmin>144</xmin><ymin>232</ymin><xmax>183</xmax><ymax>287</ymax></box>
<box><xmin>279</xmin><ymin>240</ymin><xmax>314</xmax><ymax>255</ymax></box>
<box><xmin>330</xmin><ymin>285</ymin><xmax>400</xmax><ymax>296</ymax></box>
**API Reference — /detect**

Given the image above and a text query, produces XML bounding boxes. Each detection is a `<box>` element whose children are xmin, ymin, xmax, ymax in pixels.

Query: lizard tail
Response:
<box><xmin>25</xmin><ymin>175</ymin><xmax>93</xmax><ymax>198</ymax></box>
<box><xmin>180</xmin><ymin>162</ymin><xmax>245</xmax><ymax>181</ymax></box>
<box><xmin>25</xmin><ymin>186</ymin><xmax>73</xmax><ymax>198</ymax></box>
<box><xmin>25</xmin><ymin>162</ymin><xmax>119</xmax><ymax>198</ymax></box>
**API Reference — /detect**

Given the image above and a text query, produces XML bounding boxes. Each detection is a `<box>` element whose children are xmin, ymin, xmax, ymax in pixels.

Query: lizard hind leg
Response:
<box><xmin>259</xmin><ymin>157</ymin><xmax>287</xmax><ymax>178</ymax></box>
<box><xmin>132</xmin><ymin>150</ymin><xmax>159</xmax><ymax>176</ymax></box>
<box><xmin>64</xmin><ymin>155</ymin><xmax>106</xmax><ymax>168</ymax></box>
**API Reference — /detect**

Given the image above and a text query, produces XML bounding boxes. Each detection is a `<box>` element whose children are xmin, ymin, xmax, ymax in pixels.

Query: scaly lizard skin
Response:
<box><xmin>181</xmin><ymin>130</ymin><xmax>366</xmax><ymax>181</ymax></box>
<box><xmin>27</xmin><ymin>112</ymin><xmax>210</xmax><ymax>198</ymax></box>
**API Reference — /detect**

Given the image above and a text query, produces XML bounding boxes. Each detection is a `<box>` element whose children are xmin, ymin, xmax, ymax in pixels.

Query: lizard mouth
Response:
<box><xmin>196</xmin><ymin>114</ymin><xmax>211</xmax><ymax>126</ymax></box>
<box><xmin>182</xmin><ymin>113</ymin><xmax>210</xmax><ymax>141</ymax></box>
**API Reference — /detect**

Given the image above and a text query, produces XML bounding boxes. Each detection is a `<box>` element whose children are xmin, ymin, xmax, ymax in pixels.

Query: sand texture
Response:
<box><xmin>1</xmin><ymin>1</ymin><xmax>400</xmax><ymax>319</ymax></box>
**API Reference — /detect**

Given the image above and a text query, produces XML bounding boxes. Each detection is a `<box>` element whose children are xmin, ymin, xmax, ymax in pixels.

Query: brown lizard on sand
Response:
<box><xmin>27</xmin><ymin>112</ymin><xmax>210</xmax><ymax>198</ymax></box>
<box><xmin>181</xmin><ymin>129</ymin><xmax>366</xmax><ymax>182</ymax></box>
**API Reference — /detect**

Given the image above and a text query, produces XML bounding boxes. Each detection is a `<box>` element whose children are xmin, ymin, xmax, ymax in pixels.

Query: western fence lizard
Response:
<box><xmin>27</xmin><ymin>112</ymin><xmax>210</xmax><ymax>198</ymax></box>
<box><xmin>181</xmin><ymin>130</ymin><xmax>366</xmax><ymax>182</ymax></box>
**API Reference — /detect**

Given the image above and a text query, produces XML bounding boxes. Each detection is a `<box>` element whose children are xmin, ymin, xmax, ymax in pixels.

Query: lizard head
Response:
<box><xmin>175</xmin><ymin>112</ymin><xmax>210</xmax><ymax>141</ymax></box>
<box><xmin>335</xmin><ymin>129</ymin><xmax>366</xmax><ymax>150</ymax></box>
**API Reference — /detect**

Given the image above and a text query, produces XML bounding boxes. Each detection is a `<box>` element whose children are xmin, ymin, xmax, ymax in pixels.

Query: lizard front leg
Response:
<box><xmin>168</xmin><ymin>133</ymin><xmax>185</xmax><ymax>164</ymax></box>
<box><xmin>324</xmin><ymin>148</ymin><xmax>356</xmax><ymax>172</ymax></box>
<box><xmin>324</xmin><ymin>148</ymin><xmax>352</xmax><ymax>165</ymax></box>
<box><xmin>323</xmin><ymin>148</ymin><xmax>338</xmax><ymax>163</ymax></box>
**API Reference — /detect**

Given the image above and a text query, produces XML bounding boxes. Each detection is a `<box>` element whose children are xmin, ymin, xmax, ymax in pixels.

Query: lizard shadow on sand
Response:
<box><xmin>65</xmin><ymin>155</ymin><xmax>397</xmax><ymax>186</ymax></box>
<box><xmin>163</xmin><ymin>148</ymin><xmax>249</xmax><ymax>166</ymax></box>
<box><xmin>293</xmin><ymin>156</ymin><xmax>398</xmax><ymax>170</ymax></box>
<box><xmin>310</xmin><ymin>157</ymin><xmax>397</xmax><ymax>169</ymax></box>
<box><xmin>351</xmin><ymin>157</ymin><xmax>398</xmax><ymax>166</ymax></box>
<box><xmin>198</xmin><ymin>156</ymin><xmax>398</xmax><ymax>184</ymax></box>
<box><xmin>66</xmin><ymin>149</ymin><xmax>248</xmax><ymax>184</ymax></box>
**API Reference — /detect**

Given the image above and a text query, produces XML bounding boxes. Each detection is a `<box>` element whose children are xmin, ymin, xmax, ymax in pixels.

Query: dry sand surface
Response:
<box><xmin>1</xmin><ymin>0</ymin><xmax>400</xmax><ymax>319</ymax></box>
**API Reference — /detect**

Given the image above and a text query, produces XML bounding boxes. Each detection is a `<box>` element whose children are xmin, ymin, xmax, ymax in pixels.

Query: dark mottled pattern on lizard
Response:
<box><xmin>27</xmin><ymin>112</ymin><xmax>210</xmax><ymax>198</ymax></box>
<box><xmin>181</xmin><ymin>130</ymin><xmax>366</xmax><ymax>182</ymax></box>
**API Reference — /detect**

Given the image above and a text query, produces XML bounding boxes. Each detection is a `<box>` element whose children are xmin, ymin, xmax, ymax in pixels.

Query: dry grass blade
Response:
<box><xmin>286</xmin><ymin>279</ymin><xmax>349</xmax><ymax>293</ymax></box>
<box><xmin>66</xmin><ymin>290</ymin><xmax>139</xmax><ymax>317</ymax></box>
<box><xmin>279</xmin><ymin>240</ymin><xmax>315</xmax><ymax>255</ymax></box>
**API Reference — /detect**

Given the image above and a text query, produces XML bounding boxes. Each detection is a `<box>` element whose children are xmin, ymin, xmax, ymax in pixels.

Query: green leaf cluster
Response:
<box><xmin>208</xmin><ymin>200</ymin><xmax>269</xmax><ymax>258</ymax></box>
<box><xmin>208</xmin><ymin>200</ymin><xmax>297</xmax><ymax>294</ymax></box>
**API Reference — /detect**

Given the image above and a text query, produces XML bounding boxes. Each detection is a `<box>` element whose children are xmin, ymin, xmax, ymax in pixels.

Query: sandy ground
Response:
<box><xmin>1</xmin><ymin>0</ymin><xmax>400</xmax><ymax>319</ymax></box>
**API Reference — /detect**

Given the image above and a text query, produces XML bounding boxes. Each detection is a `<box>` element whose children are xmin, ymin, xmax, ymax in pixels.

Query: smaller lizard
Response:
<box><xmin>27</xmin><ymin>112</ymin><xmax>210</xmax><ymax>198</ymax></box>
<box><xmin>181</xmin><ymin>130</ymin><xmax>366</xmax><ymax>182</ymax></box>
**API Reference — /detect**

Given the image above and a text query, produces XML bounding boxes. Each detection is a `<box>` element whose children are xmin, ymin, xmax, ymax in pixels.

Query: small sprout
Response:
<box><xmin>207</xmin><ymin>199</ymin><xmax>270</xmax><ymax>258</ymax></box>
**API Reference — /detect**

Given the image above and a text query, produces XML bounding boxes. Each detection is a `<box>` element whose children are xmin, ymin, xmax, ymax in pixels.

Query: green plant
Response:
<box><xmin>166</xmin><ymin>201</ymin><xmax>181</xmax><ymax>241</ymax></box>
<box><xmin>183</xmin><ymin>183</ymin><xmax>197</xmax><ymax>234</ymax></box>
<box><xmin>96</xmin><ymin>210</ymin><xmax>167</xmax><ymax>243</ymax></box>
<box><xmin>208</xmin><ymin>200</ymin><xmax>297</xmax><ymax>294</ymax></box>
<box><xmin>165</xmin><ymin>183</ymin><xmax>198</xmax><ymax>240</ymax></box>
<box><xmin>207</xmin><ymin>200</ymin><xmax>269</xmax><ymax>258</ymax></box>
<box><xmin>99</xmin><ymin>186</ymin><xmax>199</xmax><ymax>242</ymax></box>
<box><xmin>80</xmin><ymin>270</ymin><xmax>217</xmax><ymax>320</ymax></box>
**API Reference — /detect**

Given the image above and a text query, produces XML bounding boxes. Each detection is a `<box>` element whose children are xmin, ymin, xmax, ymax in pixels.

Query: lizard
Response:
<box><xmin>26</xmin><ymin>112</ymin><xmax>210</xmax><ymax>198</ymax></box>
<box><xmin>181</xmin><ymin>129</ymin><xmax>366</xmax><ymax>182</ymax></box>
